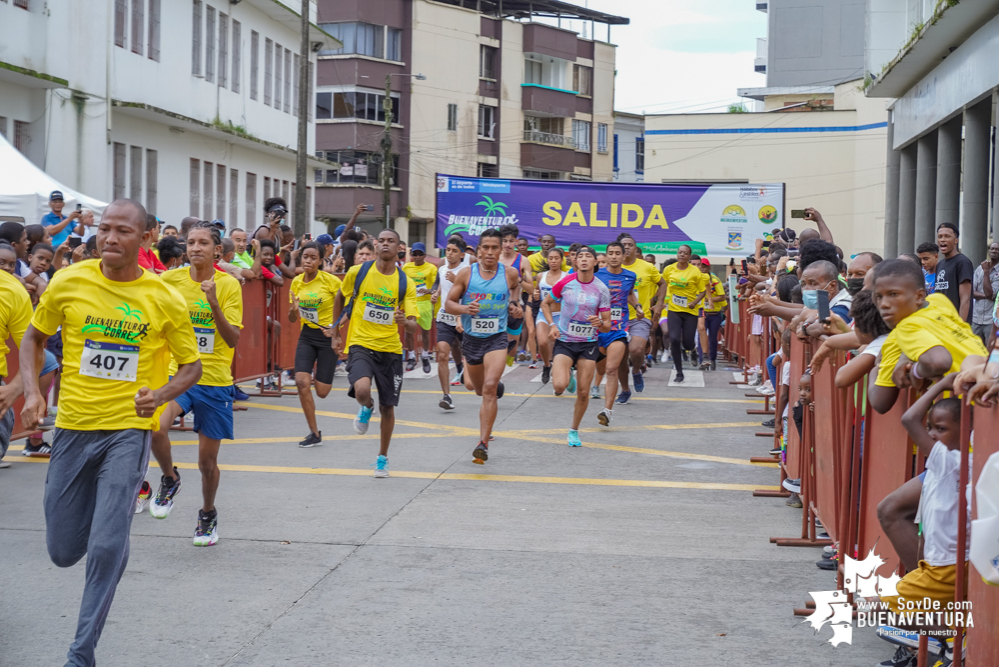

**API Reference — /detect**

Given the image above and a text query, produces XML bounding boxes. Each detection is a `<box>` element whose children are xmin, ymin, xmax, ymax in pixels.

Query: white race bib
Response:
<box><xmin>671</xmin><ymin>294</ymin><xmax>689</xmax><ymax>308</ymax></box>
<box><xmin>299</xmin><ymin>306</ymin><xmax>319</xmax><ymax>325</ymax></box>
<box><xmin>438</xmin><ymin>310</ymin><xmax>457</xmax><ymax>326</ymax></box>
<box><xmin>416</xmin><ymin>284</ymin><xmax>430</xmax><ymax>297</ymax></box>
<box><xmin>567</xmin><ymin>320</ymin><xmax>595</xmax><ymax>339</ymax></box>
<box><xmin>80</xmin><ymin>339</ymin><xmax>139</xmax><ymax>382</ymax></box>
<box><xmin>610</xmin><ymin>307</ymin><xmax>623</xmax><ymax>321</ymax></box>
<box><xmin>194</xmin><ymin>327</ymin><xmax>216</xmax><ymax>354</ymax></box>
<box><xmin>362</xmin><ymin>301</ymin><xmax>394</xmax><ymax>325</ymax></box>
<box><xmin>470</xmin><ymin>316</ymin><xmax>500</xmax><ymax>335</ymax></box>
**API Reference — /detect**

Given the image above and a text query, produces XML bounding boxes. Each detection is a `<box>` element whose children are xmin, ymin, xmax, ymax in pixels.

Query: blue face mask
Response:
<box><xmin>801</xmin><ymin>290</ymin><xmax>819</xmax><ymax>310</ymax></box>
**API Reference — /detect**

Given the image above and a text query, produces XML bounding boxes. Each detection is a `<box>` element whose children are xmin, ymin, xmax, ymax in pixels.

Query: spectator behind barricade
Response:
<box><xmin>23</xmin><ymin>243</ymin><xmax>55</xmax><ymax>303</ymax></box>
<box><xmin>252</xmin><ymin>198</ymin><xmax>287</xmax><ymax>242</ymax></box>
<box><xmin>137</xmin><ymin>214</ymin><xmax>167</xmax><ymax>274</ymax></box>
<box><xmin>157</xmin><ymin>236</ymin><xmax>186</xmax><ymax>270</ymax></box>
<box><xmin>845</xmin><ymin>252</ymin><xmax>882</xmax><ymax>295</ymax></box>
<box><xmin>179</xmin><ymin>216</ymin><xmax>199</xmax><ymax>240</ymax></box>
<box><xmin>970</xmin><ymin>240</ymin><xmax>999</xmax><ymax>346</ymax></box>
<box><xmin>251</xmin><ymin>238</ymin><xmax>284</xmax><ymax>286</ymax></box>
<box><xmin>0</xmin><ymin>221</ymin><xmax>30</xmax><ymax>278</ymax></box>
<box><xmin>69</xmin><ymin>209</ymin><xmax>97</xmax><ymax>246</ymax></box>
<box><xmin>810</xmin><ymin>289</ymin><xmax>892</xmax><ymax>387</ymax></box>
<box><xmin>356</xmin><ymin>240</ymin><xmax>375</xmax><ymax>264</ymax></box>
<box><xmin>0</xmin><ymin>243</ymin><xmax>17</xmax><ymax>274</ymax></box>
<box><xmin>161</xmin><ymin>224</ymin><xmax>179</xmax><ymax>238</ymax></box>
<box><xmin>872</xmin><ymin>259</ymin><xmax>986</xmax><ymax>405</ymax></box>
<box><xmin>797</xmin><ymin>239</ymin><xmax>840</xmax><ymax>275</ymax></box>
<box><xmin>799</xmin><ymin>260</ymin><xmax>852</xmax><ymax>338</ymax></box>
<box><xmin>340</xmin><ymin>240</ymin><xmax>358</xmax><ymax>269</ymax></box>
<box><xmin>217</xmin><ymin>237</ymin><xmax>251</xmax><ymax>283</ymax></box>
<box><xmin>916</xmin><ymin>242</ymin><xmax>939</xmax><ymax>294</ymax></box>
<box><xmin>40</xmin><ymin>190</ymin><xmax>78</xmax><ymax>247</ymax></box>
<box><xmin>229</xmin><ymin>228</ymin><xmax>252</xmax><ymax>269</ymax></box>
<box><xmin>934</xmin><ymin>222</ymin><xmax>974</xmax><ymax>321</ymax></box>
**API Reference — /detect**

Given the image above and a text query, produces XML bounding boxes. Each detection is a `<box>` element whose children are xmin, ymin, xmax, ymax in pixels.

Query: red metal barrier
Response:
<box><xmin>968</xmin><ymin>403</ymin><xmax>999</xmax><ymax>666</ymax></box>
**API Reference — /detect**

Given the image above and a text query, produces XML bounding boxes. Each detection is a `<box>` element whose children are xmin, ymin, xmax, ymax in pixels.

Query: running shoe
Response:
<box><xmin>785</xmin><ymin>493</ymin><xmax>802</xmax><ymax>508</ymax></box>
<box><xmin>451</xmin><ymin>370</ymin><xmax>464</xmax><ymax>386</ymax></box>
<box><xmin>439</xmin><ymin>394</ymin><xmax>455</xmax><ymax>411</ymax></box>
<box><xmin>299</xmin><ymin>431</ymin><xmax>323</xmax><ymax>448</ymax></box>
<box><xmin>472</xmin><ymin>441</ymin><xmax>489</xmax><ymax>464</ymax></box>
<box><xmin>782</xmin><ymin>478</ymin><xmax>801</xmax><ymax>494</ymax></box>
<box><xmin>762</xmin><ymin>418</ymin><xmax>775</xmax><ymax>428</ymax></box>
<box><xmin>541</xmin><ymin>365</ymin><xmax>551</xmax><ymax>384</ymax></box>
<box><xmin>354</xmin><ymin>405</ymin><xmax>374</xmax><ymax>435</ymax></box>
<box><xmin>0</xmin><ymin>460</ymin><xmax>10</xmax><ymax>468</ymax></box>
<box><xmin>590</xmin><ymin>384</ymin><xmax>601</xmax><ymax>400</ymax></box>
<box><xmin>659</xmin><ymin>350</ymin><xmax>670</xmax><ymax>364</ymax></box>
<box><xmin>506</xmin><ymin>354</ymin><xmax>515</xmax><ymax>367</ymax></box>
<box><xmin>516</xmin><ymin>350</ymin><xmax>528</xmax><ymax>362</ymax></box>
<box><xmin>689</xmin><ymin>354</ymin><xmax>700</xmax><ymax>369</ymax></box>
<box><xmin>135</xmin><ymin>481</ymin><xmax>152</xmax><ymax>514</ymax></box>
<box><xmin>616</xmin><ymin>390</ymin><xmax>631</xmax><ymax>405</ymax></box>
<box><xmin>567</xmin><ymin>370</ymin><xmax>576</xmax><ymax>394</ymax></box>
<box><xmin>193</xmin><ymin>509</ymin><xmax>219</xmax><ymax>546</ymax></box>
<box><xmin>233</xmin><ymin>385</ymin><xmax>250</xmax><ymax>401</ymax></box>
<box><xmin>374</xmin><ymin>454</ymin><xmax>389</xmax><ymax>478</ymax></box>
<box><xmin>632</xmin><ymin>372</ymin><xmax>644</xmax><ymax>393</ymax></box>
<box><xmin>497</xmin><ymin>382</ymin><xmax>505</xmax><ymax>399</ymax></box>
<box><xmin>21</xmin><ymin>442</ymin><xmax>51</xmax><ymax>457</ymax></box>
<box><xmin>674</xmin><ymin>371</ymin><xmax>685</xmax><ymax>383</ymax></box>
<box><xmin>406</xmin><ymin>357</ymin><xmax>417</xmax><ymax>372</ymax></box>
<box><xmin>646</xmin><ymin>354</ymin><xmax>655</xmax><ymax>366</ymax></box>
<box><xmin>699</xmin><ymin>362</ymin><xmax>711</xmax><ymax>371</ymax></box>
<box><xmin>529</xmin><ymin>362</ymin><xmax>538</xmax><ymax>369</ymax></box>
<box><xmin>710</xmin><ymin>360</ymin><xmax>717</xmax><ymax>371</ymax></box>
<box><xmin>816</xmin><ymin>557</ymin><xmax>836</xmax><ymax>571</ymax></box>
<box><xmin>567</xmin><ymin>429</ymin><xmax>582</xmax><ymax>447</ymax></box>
<box><xmin>422</xmin><ymin>356</ymin><xmax>431</xmax><ymax>374</ymax></box>
<box><xmin>150</xmin><ymin>468</ymin><xmax>181</xmax><ymax>519</ymax></box>
<box><xmin>597</xmin><ymin>408</ymin><xmax>612</xmax><ymax>426</ymax></box>
<box><xmin>769</xmin><ymin>446</ymin><xmax>782</xmax><ymax>456</ymax></box>
<box><xmin>877</xmin><ymin>646</ymin><xmax>916</xmax><ymax>667</ymax></box>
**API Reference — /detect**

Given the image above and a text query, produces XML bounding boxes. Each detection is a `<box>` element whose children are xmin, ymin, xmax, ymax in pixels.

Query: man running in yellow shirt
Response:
<box><xmin>402</xmin><ymin>242</ymin><xmax>437</xmax><ymax>373</ymax></box>
<box><xmin>19</xmin><ymin>199</ymin><xmax>201</xmax><ymax>666</ymax></box>
<box><xmin>617</xmin><ymin>233</ymin><xmax>661</xmax><ymax>402</ymax></box>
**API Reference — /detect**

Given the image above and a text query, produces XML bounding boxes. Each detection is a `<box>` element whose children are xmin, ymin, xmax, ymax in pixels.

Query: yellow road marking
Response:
<box><xmin>499</xmin><ymin>422</ymin><xmax>759</xmax><ymax>436</ymax></box>
<box><xmin>239</xmin><ymin>402</ymin><xmax>477</xmax><ymax>434</ymax></box>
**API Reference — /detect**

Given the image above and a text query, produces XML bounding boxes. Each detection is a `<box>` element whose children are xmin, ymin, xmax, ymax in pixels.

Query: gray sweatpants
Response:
<box><xmin>44</xmin><ymin>428</ymin><xmax>151</xmax><ymax>667</ymax></box>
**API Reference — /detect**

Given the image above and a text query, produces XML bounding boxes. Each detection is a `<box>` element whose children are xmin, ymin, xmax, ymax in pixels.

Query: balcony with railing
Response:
<box><xmin>522</xmin><ymin>130</ymin><xmax>577</xmax><ymax>149</ymax></box>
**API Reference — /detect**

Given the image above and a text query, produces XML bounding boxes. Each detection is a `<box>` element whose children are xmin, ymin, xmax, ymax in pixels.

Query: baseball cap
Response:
<box><xmin>334</xmin><ymin>224</ymin><xmax>346</xmax><ymax>237</ymax></box>
<box><xmin>211</xmin><ymin>219</ymin><xmax>226</xmax><ymax>229</ymax></box>
<box><xmin>411</xmin><ymin>242</ymin><xmax>427</xmax><ymax>254</ymax></box>
<box><xmin>50</xmin><ymin>190</ymin><xmax>64</xmax><ymax>201</ymax></box>
<box><xmin>316</xmin><ymin>233</ymin><xmax>334</xmax><ymax>246</ymax></box>
<box><xmin>700</xmin><ymin>258</ymin><xmax>711</xmax><ymax>268</ymax></box>
<box><xmin>268</xmin><ymin>203</ymin><xmax>288</xmax><ymax>215</ymax></box>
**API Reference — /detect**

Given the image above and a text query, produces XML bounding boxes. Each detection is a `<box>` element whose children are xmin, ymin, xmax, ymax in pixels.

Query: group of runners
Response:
<box><xmin>0</xmin><ymin>199</ymin><xmax>732</xmax><ymax>665</ymax></box>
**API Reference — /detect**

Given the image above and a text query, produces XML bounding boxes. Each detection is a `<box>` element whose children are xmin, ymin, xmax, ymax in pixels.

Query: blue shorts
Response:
<box><xmin>598</xmin><ymin>329</ymin><xmax>629</xmax><ymax>349</ymax></box>
<box><xmin>175</xmin><ymin>384</ymin><xmax>235</xmax><ymax>441</ymax></box>
<box><xmin>41</xmin><ymin>350</ymin><xmax>60</xmax><ymax>376</ymax></box>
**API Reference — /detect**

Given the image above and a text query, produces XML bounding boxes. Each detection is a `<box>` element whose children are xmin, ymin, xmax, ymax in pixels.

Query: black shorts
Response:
<box><xmin>554</xmin><ymin>339</ymin><xmax>600</xmax><ymax>364</ymax></box>
<box><xmin>294</xmin><ymin>325</ymin><xmax>337</xmax><ymax>384</ymax></box>
<box><xmin>461</xmin><ymin>331</ymin><xmax>508</xmax><ymax>365</ymax></box>
<box><xmin>436</xmin><ymin>320</ymin><xmax>460</xmax><ymax>347</ymax></box>
<box><xmin>346</xmin><ymin>346</ymin><xmax>403</xmax><ymax>407</ymax></box>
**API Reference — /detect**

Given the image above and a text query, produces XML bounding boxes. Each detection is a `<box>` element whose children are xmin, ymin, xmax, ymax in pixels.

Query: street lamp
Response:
<box><xmin>381</xmin><ymin>73</ymin><xmax>426</xmax><ymax>229</ymax></box>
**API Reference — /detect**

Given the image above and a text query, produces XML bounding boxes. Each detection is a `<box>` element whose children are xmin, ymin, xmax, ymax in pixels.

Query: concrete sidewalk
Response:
<box><xmin>0</xmin><ymin>361</ymin><xmax>890</xmax><ymax>666</ymax></box>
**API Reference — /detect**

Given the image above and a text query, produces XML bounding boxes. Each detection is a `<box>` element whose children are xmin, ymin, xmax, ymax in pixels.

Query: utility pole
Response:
<box><xmin>382</xmin><ymin>74</ymin><xmax>393</xmax><ymax>229</ymax></box>
<box><xmin>293</xmin><ymin>0</ymin><xmax>310</xmax><ymax>237</ymax></box>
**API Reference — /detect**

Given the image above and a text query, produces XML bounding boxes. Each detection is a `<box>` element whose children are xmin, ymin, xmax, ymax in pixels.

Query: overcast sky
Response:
<box><xmin>547</xmin><ymin>0</ymin><xmax>769</xmax><ymax>114</ymax></box>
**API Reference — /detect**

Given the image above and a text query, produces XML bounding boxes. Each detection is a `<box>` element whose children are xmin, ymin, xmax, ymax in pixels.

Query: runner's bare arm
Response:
<box><xmin>288</xmin><ymin>293</ymin><xmax>300</xmax><ymax>323</ymax></box>
<box><xmin>17</xmin><ymin>324</ymin><xmax>49</xmax><ymax>430</ymax></box>
<box><xmin>444</xmin><ymin>267</ymin><xmax>473</xmax><ymax>315</ymax></box>
<box><xmin>541</xmin><ymin>293</ymin><xmax>556</xmax><ymax>326</ymax></box>
<box><xmin>507</xmin><ymin>266</ymin><xmax>523</xmax><ymax>318</ymax></box>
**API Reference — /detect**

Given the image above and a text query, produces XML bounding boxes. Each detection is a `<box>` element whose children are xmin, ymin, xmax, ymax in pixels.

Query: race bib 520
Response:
<box><xmin>470</xmin><ymin>316</ymin><xmax>499</xmax><ymax>335</ymax></box>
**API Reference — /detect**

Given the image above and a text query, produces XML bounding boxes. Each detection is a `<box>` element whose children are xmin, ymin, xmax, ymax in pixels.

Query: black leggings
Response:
<box><xmin>667</xmin><ymin>310</ymin><xmax>697</xmax><ymax>373</ymax></box>
<box><xmin>294</xmin><ymin>325</ymin><xmax>337</xmax><ymax>384</ymax></box>
<box><xmin>704</xmin><ymin>312</ymin><xmax>723</xmax><ymax>362</ymax></box>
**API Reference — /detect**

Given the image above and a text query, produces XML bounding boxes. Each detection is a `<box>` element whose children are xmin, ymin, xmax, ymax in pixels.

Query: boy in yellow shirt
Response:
<box><xmin>402</xmin><ymin>242</ymin><xmax>437</xmax><ymax>373</ymax></box>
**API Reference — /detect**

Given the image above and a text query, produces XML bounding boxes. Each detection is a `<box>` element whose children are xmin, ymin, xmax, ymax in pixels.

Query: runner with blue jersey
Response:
<box><xmin>445</xmin><ymin>228</ymin><xmax>522</xmax><ymax>464</ymax></box>
<box><xmin>542</xmin><ymin>246</ymin><xmax>611</xmax><ymax>447</ymax></box>
<box><xmin>594</xmin><ymin>241</ymin><xmax>641</xmax><ymax>426</ymax></box>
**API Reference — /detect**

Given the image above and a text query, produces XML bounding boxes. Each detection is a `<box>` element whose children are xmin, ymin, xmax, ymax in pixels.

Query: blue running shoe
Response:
<box><xmin>567</xmin><ymin>369</ymin><xmax>576</xmax><ymax>394</ymax></box>
<box><xmin>567</xmin><ymin>429</ymin><xmax>582</xmax><ymax>447</ymax></box>
<box><xmin>354</xmin><ymin>405</ymin><xmax>374</xmax><ymax>435</ymax></box>
<box><xmin>616</xmin><ymin>390</ymin><xmax>631</xmax><ymax>405</ymax></box>
<box><xmin>633</xmin><ymin>372</ymin><xmax>645</xmax><ymax>393</ymax></box>
<box><xmin>373</xmin><ymin>454</ymin><xmax>389</xmax><ymax>478</ymax></box>
<box><xmin>233</xmin><ymin>385</ymin><xmax>250</xmax><ymax>401</ymax></box>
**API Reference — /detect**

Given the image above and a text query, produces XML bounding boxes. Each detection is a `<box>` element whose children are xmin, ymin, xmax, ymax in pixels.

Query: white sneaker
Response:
<box><xmin>597</xmin><ymin>408</ymin><xmax>612</xmax><ymax>426</ymax></box>
<box><xmin>590</xmin><ymin>385</ymin><xmax>601</xmax><ymax>400</ymax></box>
<box><xmin>374</xmin><ymin>454</ymin><xmax>389</xmax><ymax>478</ymax></box>
<box><xmin>756</xmin><ymin>381</ymin><xmax>775</xmax><ymax>395</ymax></box>
<box><xmin>659</xmin><ymin>350</ymin><xmax>670</xmax><ymax>363</ymax></box>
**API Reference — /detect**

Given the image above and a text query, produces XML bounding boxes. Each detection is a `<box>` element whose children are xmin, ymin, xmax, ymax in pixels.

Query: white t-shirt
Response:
<box><xmin>915</xmin><ymin>442</ymin><xmax>973</xmax><ymax>566</ymax></box>
<box><xmin>435</xmin><ymin>257</ymin><xmax>470</xmax><ymax>324</ymax></box>
<box><xmin>781</xmin><ymin>360</ymin><xmax>791</xmax><ymax>386</ymax></box>
<box><xmin>861</xmin><ymin>333</ymin><xmax>888</xmax><ymax>358</ymax></box>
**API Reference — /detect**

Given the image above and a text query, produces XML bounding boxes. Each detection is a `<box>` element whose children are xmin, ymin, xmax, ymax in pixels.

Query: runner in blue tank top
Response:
<box><xmin>445</xmin><ymin>229</ymin><xmax>523</xmax><ymax>464</ymax></box>
<box><xmin>594</xmin><ymin>241</ymin><xmax>643</xmax><ymax>426</ymax></box>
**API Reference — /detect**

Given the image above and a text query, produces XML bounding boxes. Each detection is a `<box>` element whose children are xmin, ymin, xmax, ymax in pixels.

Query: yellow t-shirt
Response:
<box><xmin>339</xmin><ymin>263</ymin><xmax>418</xmax><ymax>354</ymax></box>
<box><xmin>402</xmin><ymin>261</ymin><xmax>437</xmax><ymax>302</ymax></box>
<box><xmin>893</xmin><ymin>293</ymin><xmax>988</xmax><ymax>374</ymax></box>
<box><xmin>290</xmin><ymin>271</ymin><xmax>342</xmax><ymax>329</ymax></box>
<box><xmin>529</xmin><ymin>251</ymin><xmax>570</xmax><ymax>275</ymax></box>
<box><xmin>1</xmin><ymin>270</ymin><xmax>33</xmax><ymax>378</ymax></box>
<box><xmin>875</xmin><ymin>331</ymin><xmax>901</xmax><ymax>388</ymax></box>
<box><xmin>662</xmin><ymin>263</ymin><xmax>709</xmax><ymax>315</ymax></box>
<box><xmin>623</xmin><ymin>258</ymin><xmax>662</xmax><ymax>320</ymax></box>
<box><xmin>161</xmin><ymin>267</ymin><xmax>243</xmax><ymax>386</ymax></box>
<box><xmin>31</xmin><ymin>261</ymin><xmax>200</xmax><ymax>430</ymax></box>
<box><xmin>705</xmin><ymin>274</ymin><xmax>727</xmax><ymax>313</ymax></box>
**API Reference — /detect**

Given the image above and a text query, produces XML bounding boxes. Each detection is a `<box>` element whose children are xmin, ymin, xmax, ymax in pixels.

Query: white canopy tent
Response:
<box><xmin>0</xmin><ymin>133</ymin><xmax>107</xmax><ymax>224</ymax></box>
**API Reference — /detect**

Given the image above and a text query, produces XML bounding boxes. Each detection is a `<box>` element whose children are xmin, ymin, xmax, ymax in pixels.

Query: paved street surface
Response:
<box><xmin>1</xmin><ymin>362</ymin><xmax>888</xmax><ymax>665</ymax></box>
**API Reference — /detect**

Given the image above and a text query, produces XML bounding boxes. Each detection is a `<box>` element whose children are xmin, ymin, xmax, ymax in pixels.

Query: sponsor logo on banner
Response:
<box><xmin>721</xmin><ymin>205</ymin><xmax>748</xmax><ymax>225</ymax></box>
<box><xmin>444</xmin><ymin>196</ymin><xmax>520</xmax><ymax>237</ymax></box>
<box><xmin>739</xmin><ymin>186</ymin><xmax>768</xmax><ymax>199</ymax></box>
<box><xmin>758</xmin><ymin>205</ymin><xmax>778</xmax><ymax>224</ymax></box>
<box><xmin>436</xmin><ymin>176</ymin><xmax>449</xmax><ymax>192</ymax></box>
<box><xmin>726</xmin><ymin>229</ymin><xmax>743</xmax><ymax>251</ymax></box>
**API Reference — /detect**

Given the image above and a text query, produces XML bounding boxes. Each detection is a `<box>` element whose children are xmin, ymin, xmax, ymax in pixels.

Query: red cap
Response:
<box><xmin>700</xmin><ymin>258</ymin><xmax>711</xmax><ymax>268</ymax></box>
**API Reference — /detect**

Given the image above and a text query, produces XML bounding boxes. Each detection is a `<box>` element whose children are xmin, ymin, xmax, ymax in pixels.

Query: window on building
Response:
<box><xmin>572</xmin><ymin>119</ymin><xmax>591</xmax><ymax>151</ymax></box>
<box><xmin>13</xmin><ymin>120</ymin><xmax>29</xmax><ymax>154</ymax></box>
<box><xmin>316</xmin><ymin>92</ymin><xmax>332</xmax><ymax>119</ymax></box>
<box><xmin>203</xmin><ymin>161</ymin><xmax>214</xmax><ymax>220</ymax></box>
<box><xmin>284</xmin><ymin>48</ymin><xmax>292</xmax><ymax>113</ymax></box>
<box><xmin>447</xmin><ymin>103</ymin><xmax>457</xmax><ymax>131</ymax></box>
<box><xmin>131</xmin><ymin>0</ymin><xmax>144</xmax><ymax>55</ymax></box>
<box><xmin>246</xmin><ymin>172</ymin><xmax>257</xmax><ymax>223</ymax></box>
<box><xmin>115</xmin><ymin>0</ymin><xmax>127</xmax><ymax>49</ymax></box>
<box><xmin>292</xmin><ymin>54</ymin><xmax>300</xmax><ymax>116</ymax></box>
<box><xmin>129</xmin><ymin>145</ymin><xmax>142</xmax><ymax>201</ymax></box>
<box><xmin>113</xmin><ymin>143</ymin><xmax>126</xmax><ymax>200</ymax></box>
<box><xmin>229</xmin><ymin>169</ymin><xmax>238</xmax><ymax>226</ymax></box>
<box><xmin>263</xmin><ymin>176</ymin><xmax>271</xmax><ymax>199</ymax></box>
<box><xmin>148</xmin><ymin>0</ymin><xmax>160</xmax><ymax>61</ymax></box>
<box><xmin>524</xmin><ymin>116</ymin><xmax>564</xmax><ymax>135</ymax></box>
<box><xmin>478</xmin><ymin>105</ymin><xmax>495</xmax><ymax>139</ymax></box>
<box><xmin>477</xmin><ymin>163</ymin><xmax>498</xmax><ymax>178</ymax></box>
<box><xmin>274</xmin><ymin>44</ymin><xmax>282</xmax><ymax>110</ymax></box>
<box><xmin>146</xmin><ymin>149</ymin><xmax>157</xmax><ymax>215</ymax></box>
<box><xmin>192</xmin><ymin>0</ymin><xmax>202</xmax><ymax>75</ymax></box>
<box><xmin>524</xmin><ymin>58</ymin><xmax>542</xmax><ymax>85</ymax></box>
<box><xmin>522</xmin><ymin>169</ymin><xmax>561</xmax><ymax>180</ymax></box>
<box><xmin>205</xmin><ymin>5</ymin><xmax>215</xmax><ymax>83</ymax></box>
<box><xmin>0</xmin><ymin>117</ymin><xmax>7</xmax><ymax>139</ymax></box>
<box><xmin>307</xmin><ymin>61</ymin><xmax>314</xmax><ymax>122</ymax></box>
<box><xmin>216</xmin><ymin>164</ymin><xmax>226</xmax><ymax>220</ymax></box>
<box><xmin>597</xmin><ymin>123</ymin><xmax>608</xmax><ymax>153</ymax></box>
<box><xmin>218</xmin><ymin>13</ymin><xmax>228</xmax><ymax>88</ymax></box>
<box><xmin>318</xmin><ymin>22</ymin><xmax>387</xmax><ymax>59</ymax></box>
<box><xmin>317</xmin><ymin>150</ymin><xmax>398</xmax><ymax>187</ymax></box>
<box><xmin>190</xmin><ymin>158</ymin><xmax>200</xmax><ymax>216</ymax></box>
<box><xmin>315</xmin><ymin>90</ymin><xmax>398</xmax><ymax>123</ymax></box>
<box><xmin>250</xmin><ymin>30</ymin><xmax>258</xmax><ymax>100</ymax></box>
<box><xmin>635</xmin><ymin>137</ymin><xmax>644</xmax><ymax>172</ymax></box>
<box><xmin>387</xmin><ymin>28</ymin><xmax>402</xmax><ymax>61</ymax></box>
<box><xmin>232</xmin><ymin>20</ymin><xmax>240</xmax><ymax>92</ymax></box>
<box><xmin>282</xmin><ymin>181</ymin><xmax>289</xmax><ymax>210</ymax></box>
<box><xmin>264</xmin><ymin>38</ymin><xmax>273</xmax><ymax>105</ymax></box>
<box><xmin>573</xmin><ymin>64</ymin><xmax>592</xmax><ymax>96</ymax></box>
<box><xmin>480</xmin><ymin>46</ymin><xmax>497</xmax><ymax>79</ymax></box>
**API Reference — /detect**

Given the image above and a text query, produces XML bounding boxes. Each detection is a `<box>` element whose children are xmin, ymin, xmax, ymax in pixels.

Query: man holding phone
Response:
<box><xmin>41</xmin><ymin>191</ymin><xmax>80</xmax><ymax>248</ymax></box>
<box><xmin>800</xmin><ymin>260</ymin><xmax>852</xmax><ymax>337</ymax></box>
<box><xmin>69</xmin><ymin>208</ymin><xmax>97</xmax><ymax>249</ymax></box>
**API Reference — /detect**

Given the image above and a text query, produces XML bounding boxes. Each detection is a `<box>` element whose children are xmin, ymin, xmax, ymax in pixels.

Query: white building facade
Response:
<box><xmin>0</xmin><ymin>0</ymin><xmax>336</xmax><ymax>233</ymax></box>
<box><xmin>612</xmin><ymin>112</ymin><xmax>643</xmax><ymax>183</ymax></box>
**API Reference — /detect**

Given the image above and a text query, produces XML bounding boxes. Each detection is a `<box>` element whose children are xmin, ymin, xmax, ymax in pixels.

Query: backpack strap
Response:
<box><xmin>333</xmin><ymin>260</ymin><xmax>375</xmax><ymax>327</ymax></box>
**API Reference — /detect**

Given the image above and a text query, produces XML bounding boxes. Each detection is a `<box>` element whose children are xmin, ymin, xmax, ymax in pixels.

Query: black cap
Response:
<box><xmin>268</xmin><ymin>204</ymin><xmax>288</xmax><ymax>215</ymax></box>
<box><xmin>50</xmin><ymin>190</ymin><xmax>64</xmax><ymax>201</ymax></box>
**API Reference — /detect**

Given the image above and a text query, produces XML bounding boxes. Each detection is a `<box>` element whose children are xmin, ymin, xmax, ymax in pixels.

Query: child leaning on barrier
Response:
<box><xmin>808</xmin><ymin>289</ymin><xmax>891</xmax><ymax>388</ymax></box>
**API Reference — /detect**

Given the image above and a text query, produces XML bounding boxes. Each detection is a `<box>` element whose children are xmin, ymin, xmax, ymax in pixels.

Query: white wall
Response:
<box><xmin>613</xmin><ymin>114</ymin><xmax>643</xmax><ymax>183</ymax></box>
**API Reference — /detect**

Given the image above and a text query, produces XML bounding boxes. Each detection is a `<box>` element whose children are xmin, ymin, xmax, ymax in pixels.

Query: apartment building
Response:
<box><xmin>0</xmin><ymin>0</ymin><xmax>336</xmax><ymax>232</ymax></box>
<box><xmin>312</xmin><ymin>0</ymin><xmax>627</xmax><ymax>246</ymax></box>
<box><xmin>612</xmin><ymin>112</ymin><xmax>644</xmax><ymax>183</ymax></box>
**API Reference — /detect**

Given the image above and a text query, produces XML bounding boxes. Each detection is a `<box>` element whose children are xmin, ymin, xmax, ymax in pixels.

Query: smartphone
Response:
<box><xmin>305</xmin><ymin>233</ymin><xmax>312</xmax><ymax>241</ymax></box>
<box><xmin>741</xmin><ymin>259</ymin><xmax>748</xmax><ymax>274</ymax></box>
<box><xmin>788</xmin><ymin>248</ymin><xmax>799</xmax><ymax>257</ymax></box>
<box><xmin>365</xmin><ymin>204</ymin><xmax>374</xmax><ymax>211</ymax></box>
<box><xmin>76</xmin><ymin>203</ymin><xmax>82</xmax><ymax>212</ymax></box>
<box><xmin>791</xmin><ymin>209</ymin><xmax>806</xmax><ymax>218</ymax></box>
<box><xmin>68</xmin><ymin>237</ymin><xmax>82</xmax><ymax>249</ymax></box>
<box><xmin>816</xmin><ymin>289</ymin><xmax>831</xmax><ymax>323</ymax></box>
